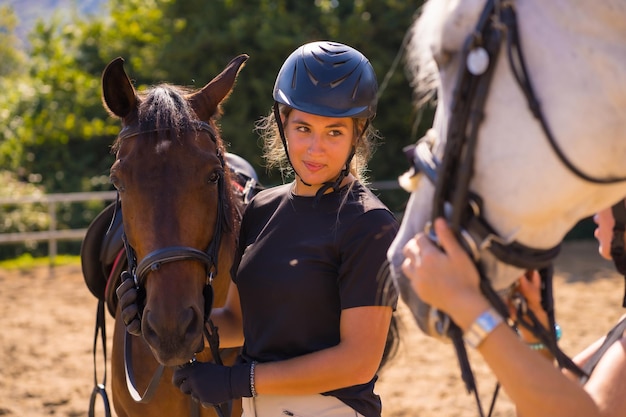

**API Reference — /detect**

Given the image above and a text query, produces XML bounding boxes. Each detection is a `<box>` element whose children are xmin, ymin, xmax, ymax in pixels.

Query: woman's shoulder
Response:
<box><xmin>349</xmin><ymin>182</ymin><xmax>396</xmax><ymax>216</ymax></box>
<box><xmin>249</xmin><ymin>183</ymin><xmax>291</xmax><ymax>205</ymax></box>
<box><xmin>339</xmin><ymin>183</ymin><xmax>399</xmax><ymax>235</ymax></box>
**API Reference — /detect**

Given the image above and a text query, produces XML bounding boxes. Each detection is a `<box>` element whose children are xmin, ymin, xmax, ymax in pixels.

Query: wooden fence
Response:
<box><xmin>0</xmin><ymin>191</ymin><xmax>118</xmax><ymax>266</ymax></box>
<box><xmin>0</xmin><ymin>180</ymin><xmax>404</xmax><ymax>267</ymax></box>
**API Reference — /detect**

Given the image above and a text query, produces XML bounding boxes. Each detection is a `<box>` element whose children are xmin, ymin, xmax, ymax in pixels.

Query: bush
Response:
<box><xmin>0</xmin><ymin>170</ymin><xmax>50</xmax><ymax>258</ymax></box>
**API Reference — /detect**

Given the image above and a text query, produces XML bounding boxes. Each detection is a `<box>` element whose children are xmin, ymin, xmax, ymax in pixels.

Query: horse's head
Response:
<box><xmin>388</xmin><ymin>0</ymin><xmax>626</xmax><ymax>338</ymax></box>
<box><xmin>102</xmin><ymin>54</ymin><xmax>248</xmax><ymax>365</ymax></box>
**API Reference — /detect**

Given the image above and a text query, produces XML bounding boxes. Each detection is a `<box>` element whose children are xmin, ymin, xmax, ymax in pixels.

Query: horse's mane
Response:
<box><xmin>404</xmin><ymin>0</ymin><xmax>445</xmax><ymax>108</ymax></box>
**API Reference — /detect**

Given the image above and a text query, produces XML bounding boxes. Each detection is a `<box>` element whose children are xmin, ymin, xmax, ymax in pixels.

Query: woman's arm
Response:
<box><xmin>402</xmin><ymin>218</ymin><xmax>601</xmax><ymax>417</ymax></box>
<box><xmin>254</xmin><ymin>305</ymin><xmax>392</xmax><ymax>395</ymax></box>
<box><xmin>207</xmin><ymin>281</ymin><xmax>244</xmax><ymax>348</ymax></box>
<box><xmin>567</xmin><ymin>313</ymin><xmax>626</xmax><ymax>417</ymax></box>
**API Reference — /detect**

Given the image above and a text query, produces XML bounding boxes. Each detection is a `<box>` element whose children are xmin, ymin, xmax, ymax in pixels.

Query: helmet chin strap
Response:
<box><xmin>610</xmin><ymin>199</ymin><xmax>626</xmax><ymax>307</ymax></box>
<box><xmin>274</xmin><ymin>103</ymin><xmax>312</xmax><ymax>186</ymax></box>
<box><xmin>313</xmin><ymin>148</ymin><xmax>355</xmax><ymax>198</ymax></box>
<box><xmin>311</xmin><ymin>120</ymin><xmax>368</xmax><ymax>202</ymax></box>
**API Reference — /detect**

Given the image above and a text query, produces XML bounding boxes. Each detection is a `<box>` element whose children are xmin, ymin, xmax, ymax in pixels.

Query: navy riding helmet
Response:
<box><xmin>273</xmin><ymin>40</ymin><xmax>378</xmax><ymax>120</ymax></box>
<box><xmin>272</xmin><ymin>41</ymin><xmax>378</xmax><ymax>196</ymax></box>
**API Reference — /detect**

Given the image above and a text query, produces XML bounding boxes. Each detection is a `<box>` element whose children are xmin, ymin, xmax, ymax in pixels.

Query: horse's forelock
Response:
<box><xmin>138</xmin><ymin>84</ymin><xmax>197</xmax><ymax>139</ymax></box>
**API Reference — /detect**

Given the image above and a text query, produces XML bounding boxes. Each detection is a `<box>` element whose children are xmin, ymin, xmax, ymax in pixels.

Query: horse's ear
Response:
<box><xmin>188</xmin><ymin>54</ymin><xmax>248</xmax><ymax>121</ymax></box>
<box><xmin>102</xmin><ymin>57</ymin><xmax>138</xmax><ymax>119</ymax></box>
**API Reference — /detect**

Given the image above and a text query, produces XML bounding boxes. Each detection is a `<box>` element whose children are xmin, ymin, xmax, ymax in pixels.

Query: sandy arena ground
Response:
<box><xmin>1</xmin><ymin>240</ymin><xmax>623</xmax><ymax>417</ymax></box>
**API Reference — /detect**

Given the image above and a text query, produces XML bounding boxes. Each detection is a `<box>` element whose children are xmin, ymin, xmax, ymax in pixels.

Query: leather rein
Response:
<box><xmin>403</xmin><ymin>0</ymin><xmax>626</xmax><ymax>414</ymax></box>
<box><xmin>117</xmin><ymin>120</ymin><xmax>229</xmax><ymax>417</ymax></box>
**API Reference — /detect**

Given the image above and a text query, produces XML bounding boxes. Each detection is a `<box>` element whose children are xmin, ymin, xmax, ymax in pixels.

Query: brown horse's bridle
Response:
<box><xmin>116</xmin><ymin>120</ymin><xmax>230</xmax><ymax>417</ymax></box>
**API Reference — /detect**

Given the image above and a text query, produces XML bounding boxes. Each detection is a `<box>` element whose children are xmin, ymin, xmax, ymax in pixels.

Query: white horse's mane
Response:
<box><xmin>404</xmin><ymin>1</ymin><xmax>443</xmax><ymax>107</ymax></box>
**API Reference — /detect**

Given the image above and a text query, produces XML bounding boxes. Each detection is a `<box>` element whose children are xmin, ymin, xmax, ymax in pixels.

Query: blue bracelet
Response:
<box><xmin>527</xmin><ymin>323</ymin><xmax>562</xmax><ymax>350</ymax></box>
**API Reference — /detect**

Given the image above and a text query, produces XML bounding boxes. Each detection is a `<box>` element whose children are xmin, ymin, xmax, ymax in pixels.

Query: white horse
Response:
<box><xmin>387</xmin><ymin>0</ymin><xmax>626</xmax><ymax>335</ymax></box>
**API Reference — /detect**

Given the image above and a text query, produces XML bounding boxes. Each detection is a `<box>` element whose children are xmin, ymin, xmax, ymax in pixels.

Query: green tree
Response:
<box><xmin>1</xmin><ymin>0</ymin><xmax>427</xmax><ymax>258</ymax></box>
<box><xmin>0</xmin><ymin>8</ymin><xmax>119</xmax><ymax>257</ymax></box>
<box><xmin>1</xmin><ymin>14</ymin><xmax>116</xmax><ymax>194</ymax></box>
<box><xmin>95</xmin><ymin>0</ymin><xmax>427</xmax><ymax>192</ymax></box>
<box><xmin>0</xmin><ymin>5</ymin><xmax>27</xmax><ymax>77</ymax></box>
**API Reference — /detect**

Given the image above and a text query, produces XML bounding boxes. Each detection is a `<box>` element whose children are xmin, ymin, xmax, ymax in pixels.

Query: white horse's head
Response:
<box><xmin>388</xmin><ymin>0</ymin><xmax>626</xmax><ymax>336</ymax></box>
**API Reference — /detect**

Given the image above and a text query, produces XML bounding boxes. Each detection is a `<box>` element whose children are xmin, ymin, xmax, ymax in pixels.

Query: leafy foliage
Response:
<box><xmin>0</xmin><ymin>171</ymin><xmax>49</xmax><ymax>257</ymax></box>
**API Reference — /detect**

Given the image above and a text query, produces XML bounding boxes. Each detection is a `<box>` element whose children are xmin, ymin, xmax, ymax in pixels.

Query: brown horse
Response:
<box><xmin>101</xmin><ymin>54</ymin><xmax>247</xmax><ymax>417</ymax></box>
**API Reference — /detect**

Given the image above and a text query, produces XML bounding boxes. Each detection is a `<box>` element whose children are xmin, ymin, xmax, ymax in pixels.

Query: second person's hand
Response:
<box><xmin>401</xmin><ymin>217</ymin><xmax>489</xmax><ymax>329</ymax></box>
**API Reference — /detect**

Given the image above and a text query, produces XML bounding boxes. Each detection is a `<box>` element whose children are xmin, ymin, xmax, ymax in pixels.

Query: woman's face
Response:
<box><xmin>594</xmin><ymin>207</ymin><xmax>616</xmax><ymax>260</ymax></box>
<box><xmin>283</xmin><ymin>109</ymin><xmax>354</xmax><ymax>196</ymax></box>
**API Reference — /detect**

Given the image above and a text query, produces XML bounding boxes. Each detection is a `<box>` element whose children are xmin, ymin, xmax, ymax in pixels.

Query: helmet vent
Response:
<box><xmin>330</xmin><ymin>65</ymin><xmax>357</xmax><ymax>89</ymax></box>
<box><xmin>290</xmin><ymin>62</ymin><xmax>298</xmax><ymax>89</ymax></box>
<box><xmin>350</xmin><ymin>74</ymin><xmax>362</xmax><ymax>99</ymax></box>
<box><xmin>311</xmin><ymin>50</ymin><xmax>326</xmax><ymax>64</ymax></box>
<box><xmin>302</xmin><ymin>60</ymin><xmax>319</xmax><ymax>86</ymax></box>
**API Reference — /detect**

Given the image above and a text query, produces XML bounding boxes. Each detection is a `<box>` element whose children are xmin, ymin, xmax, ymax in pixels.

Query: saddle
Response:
<box><xmin>80</xmin><ymin>153</ymin><xmax>263</xmax><ymax>317</ymax></box>
<box><xmin>81</xmin><ymin>201</ymin><xmax>125</xmax><ymax>316</ymax></box>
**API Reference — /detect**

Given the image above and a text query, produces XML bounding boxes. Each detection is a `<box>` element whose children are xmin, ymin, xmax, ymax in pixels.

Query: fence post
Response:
<box><xmin>0</xmin><ymin>191</ymin><xmax>118</xmax><ymax>272</ymax></box>
<box><xmin>48</xmin><ymin>201</ymin><xmax>57</xmax><ymax>277</ymax></box>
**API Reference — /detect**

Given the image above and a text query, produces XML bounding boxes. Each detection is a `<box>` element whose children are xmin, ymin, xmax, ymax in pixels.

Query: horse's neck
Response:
<box><xmin>518</xmin><ymin>0</ymin><xmax>626</xmax><ymax>141</ymax></box>
<box><xmin>524</xmin><ymin>0</ymin><xmax>626</xmax><ymax>37</ymax></box>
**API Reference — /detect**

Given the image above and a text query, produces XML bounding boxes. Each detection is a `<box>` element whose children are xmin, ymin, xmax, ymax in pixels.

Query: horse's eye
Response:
<box><xmin>208</xmin><ymin>170</ymin><xmax>223</xmax><ymax>184</ymax></box>
<box><xmin>110</xmin><ymin>175</ymin><xmax>125</xmax><ymax>192</ymax></box>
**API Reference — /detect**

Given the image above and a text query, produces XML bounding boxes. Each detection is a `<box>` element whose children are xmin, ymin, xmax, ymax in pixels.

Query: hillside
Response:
<box><xmin>5</xmin><ymin>0</ymin><xmax>106</xmax><ymax>48</ymax></box>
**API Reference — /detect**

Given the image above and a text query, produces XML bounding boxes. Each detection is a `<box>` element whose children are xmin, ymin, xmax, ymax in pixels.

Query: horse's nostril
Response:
<box><xmin>179</xmin><ymin>307</ymin><xmax>194</xmax><ymax>329</ymax></box>
<box><xmin>142</xmin><ymin>311</ymin><xmax>157</xmax><ymax>340</ymax></box>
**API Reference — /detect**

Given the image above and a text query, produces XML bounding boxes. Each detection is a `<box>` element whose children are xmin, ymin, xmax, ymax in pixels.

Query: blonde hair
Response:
<box><xmin>254</xmin><ymin>104</ymin><xmax>381</xmax><ymax>185</ymax></box>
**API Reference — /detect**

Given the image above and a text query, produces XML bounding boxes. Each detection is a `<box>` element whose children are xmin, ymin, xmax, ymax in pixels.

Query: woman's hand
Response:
<box><xmin>511</xmin><ymin>270</ymin><xmax>543</xmax><ymax>314</ymax></box>
<box><xmin>508</xmin><ymin>270</ymin><xmax>548</xmax><ymax>326</ymax></box>
<box><xmin>508</xmin><ymin>270</ymin><xmax>555</xmax><ymax>360</ymax></box>
<box><xmin>401</xmin><ymin>217</ymin><xmax>488</xmax><ymax>328</ymax></box>
<box><xmin>172</xmin><ymin>361</ymin><xmax>252</xmax><ymax>406</ymax></box>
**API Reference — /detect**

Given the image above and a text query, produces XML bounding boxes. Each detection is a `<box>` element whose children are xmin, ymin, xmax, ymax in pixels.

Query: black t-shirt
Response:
<box><xmin>232</xmin><ymin>182</ymin><xmax>399</xmax><ymax>417</ymax></box>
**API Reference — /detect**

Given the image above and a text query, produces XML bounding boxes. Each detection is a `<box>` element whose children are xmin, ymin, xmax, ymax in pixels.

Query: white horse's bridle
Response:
<box><xmin>401</xmin><ymin>0</ymin><xmax>613</xmax><ymax>414</ymax></box>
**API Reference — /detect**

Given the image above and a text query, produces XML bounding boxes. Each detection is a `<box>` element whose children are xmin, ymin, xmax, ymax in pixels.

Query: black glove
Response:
<box><xmin>116</xmin><ymin>271</ymin><xmax>142</xmax><ymax>337</ymax></box>
<box><xmin>172</xmin><ymin>361</ymin><xmax>252</xmax><ymax>407</ymax></box>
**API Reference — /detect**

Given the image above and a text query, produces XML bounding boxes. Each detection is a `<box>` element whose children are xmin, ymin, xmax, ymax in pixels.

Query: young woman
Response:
<box><xmin>401</xmin><ymin>202</ymin><xmax>626</xmax><ymax>417</ymax></box>
<box><xmin>119</xmin><ymin>41</ymin><xmax>399</xmax><ymax>417</ymax></box>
